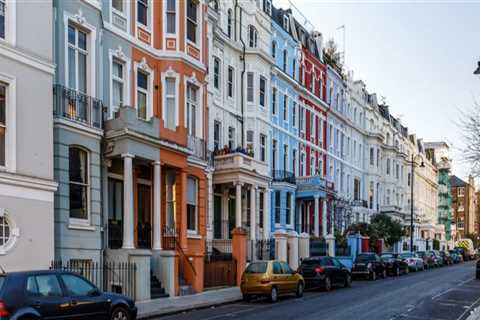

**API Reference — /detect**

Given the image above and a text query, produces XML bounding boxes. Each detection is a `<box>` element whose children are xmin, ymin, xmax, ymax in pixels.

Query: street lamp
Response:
<box><xmin>410</xmin><ymin>154</ymin><xmax>425</xmax><ymax>252</ymax></box>
<box><xmin>474</xmin><ymin>60</ymin><xmax>480</xmax><ymax>76</ymax></box>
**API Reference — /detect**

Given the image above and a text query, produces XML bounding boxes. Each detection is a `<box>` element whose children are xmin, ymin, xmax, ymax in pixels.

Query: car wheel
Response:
<box><xmin>324</xmin><ymin>276</ymin><xmax>332</xmax><ymax>291</ymax></box>
<box><xmin>243</xmin><ymin>294</ymin><xmax>251</xmax><ymax>302</ymax></box>
<box><xmin>370</xmin><ymin>271</ymin><xmax>376</xmax><ymax>281</ymax></box>
<box><xmin>296</xmin><ymin>282</ymin><xmax>304</xmax><ymax>297</ymax></box>
<box><xmin>345</xmin><ymin>274</ymin><xmax>352</xmax><ymax>288</ymax></box>
<box><xmin>111</xmin><ymin>306</ymin><xmax>130</xmax><ymax>320</ymax></box>
<box><xmin>270</xmin><ymin>286</ymin><xmax>279</xmax><ymax>303</ymax></box>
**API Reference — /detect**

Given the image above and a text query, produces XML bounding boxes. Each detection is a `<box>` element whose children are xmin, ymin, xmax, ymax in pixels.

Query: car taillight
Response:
<box><xmin>314</xmin><ymin>267</ymin><xmax>325</xmax><ymax>273</ymax></box>
<box><xmin>260</xmin><ymin>278</ymin><xmax>271</xmax><ymax>284</ymax></box>
<box><xmin>0</xmin><ymin>301</ymin><xmax>10</xmax><ymax>317</ymax></box>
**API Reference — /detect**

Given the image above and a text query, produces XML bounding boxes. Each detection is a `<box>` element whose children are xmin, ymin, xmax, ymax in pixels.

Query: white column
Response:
<box><xmin>322</xmin><ymin>199</ymin><xmax>328</xmax><ymax>237</ymax></box>
<box><xmin>330</xmin><ymin>201</ymin><xmax>335</xmax><ymax>235</ymax></box>
<box><xmin>250</xmin><ymin>186</ymin><xmax>256</xmax><ymax>241</ymax></box>
<box><xmin>222</xmin><ymin>188</ymin><xmax>229</xmax><ymax>239</ymax></box>
<box><xmin>263</xmin><ymin>188</ymin><xmax>271</xmax><ymax>239</ymax></box>
<box><xmin>235</xmin><ymin>182</ymin><xmax>243</xmax><ymax>228</ymax></box>
<box><xmin>314</xmin><ymin>196</ymin><xmax>320</xmax><ymax>237</ymax></box>
<box><xmin>255</xmin><ymin>187</ymin><xmax>261</xmax><ymax>240</ymax></box>
<box><xmin>122</xmin><ymin>154</ymin><xmax>135</xmax><ymax>249</ymax></box>
<box><xmin>153</xmin><ymin>161</ymin><xmax>162</xmax><ymax>250</ymax></box>
<box><xmin>206</xmin><ymin>172</ymin><xmax>214</xmax><ymax>241</ymax></box>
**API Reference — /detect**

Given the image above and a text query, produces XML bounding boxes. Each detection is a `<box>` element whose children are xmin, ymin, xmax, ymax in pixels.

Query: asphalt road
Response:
<box><xmin>158</xmin><ymin>260</ymin><xmax>480</xmax><ymax>320</ymax></box>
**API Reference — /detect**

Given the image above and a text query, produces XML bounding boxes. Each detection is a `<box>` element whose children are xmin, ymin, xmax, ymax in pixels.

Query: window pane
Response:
<box><xmin>0</xmin><ymin>84</ymin><xmax>4</xmax><ymax>125</ymax></box>
<box><xmin>78</xmin><ymin>52</ymin><xmax>87</xmax><ymax>93</ymax></box>
<box><xmin>187</xmin><ymin>20</ymin><xmax>196</xmax><ymax>43</ymax></box>
<box><xmin>187</xmin><ymin>177</ymin><xmax>197</xmax><ymax>204</ymax></box>
<box><xmin>0</xmin><ymin>1</ymin><xmax>4</xmax><ymax>40</ymax></box>
<box><xmin>167</xmin><ymin>13</ymin><xmax>175</xmax><ymax>33</ymax></box>
<box><xmin>0</xmin><ymin>125</ymin><xmax>4</xmax><ymax>167</ymax></box>
<box><xmin>112</xmin><ymin>61</ymin><xmax>123</xmax><ymax>78</ymax></box>
<box><xmin>78</xmin><ymin>30</ymin><xmax>87</xmax><ymax>50</ymax></box>
<box><xmin>187</xmin><ymin>204</ymin><xmax>196</xmax><ymax>231</ymax></box>
<box><xmin>113</xmin><ymin>80</ymin><xmax>123</xmax><ymax>107</ymax></box>
<box><xmin>69</xmin><ymin>148</ymin><xmax>87</xmax><ymax>183</ymax></box>
<box><xmin>112</xmin><ymin>0</ymin><xmax>123</xmax><ymax>12</ymax></box>
<box><xmin>26</xmin><ymin>277</ymin><xmax>38</xmax><ymax>296</ymax></box>
<box><xmin>68</xmin><ymin>47</ymin><xmax>76</xmax><ymax>89</ymax></box>
<box><xmin>36</xmin><ymin>275</ymin><xmax>63</xmax><ymax>297</ymax></box>
<box><xmin>137</xmin><ymin>0</ymin><xmax>148</xmax><ymax>25</ymax></box>
<box><xmin>137</xmin><ymin>71</ymin><xmax>148</xmax><ymax>90</ymax></box>
<box><xmin>167</xmin><ymin>0</ymin><xmax>175</xmax><ymax>11</ymax></box>
<box><xmin>166</xmin><ymin>77</ymin><xmax>175</xmax><ymax>95</ymax></box>
<box><xmin>61</xmin><ymin>275</ymin><xmax>95</xmax><ymax>297</ymax></box>
<box><xmin>68</xmin><ymin>25</ymin><xmax>75</xmax><ymax>45</ymax></box>
<box><xmin>70</xmin><ymin>184</ymin><xmax>87</xmax><ymax>220</ymax></box>
<box><xmin>166</xmin><ymin>97</ymin><xmax>175</xmax><ymax>129</ymax></box>
<box><xmin>247</xmin><ymin>73</ymin><xmax>253</xmax><ymax>102</ymax></box>
<box><xmin>137</xmin><ymin>91</ymin><xmax>147</xmax><ymax>119</ymax></box>
<box><xmin>187</xmin><ymin>0</ymin><xmax>197</xmax><ymax>21</ymax></box>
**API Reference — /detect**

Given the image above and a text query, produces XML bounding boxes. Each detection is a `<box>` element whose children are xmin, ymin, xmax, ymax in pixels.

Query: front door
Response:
<box><xmin>228</xmin><ymin>196</ymin><xmax>235</xmax><ymax>238</ymax></box>
<box><xmin>108</xmin><ymin>178</ymin><xmax>123</xmax><ymax>249</ymax></box>
<box><xmin>137</xmin><ymin>183</ymin><xmax>151</xmax><ymax>249</ymax></box>
<box><xmin>214</xmin><ymin>195</ymin><xmax>222</xmax><ymax>239</ymax></box>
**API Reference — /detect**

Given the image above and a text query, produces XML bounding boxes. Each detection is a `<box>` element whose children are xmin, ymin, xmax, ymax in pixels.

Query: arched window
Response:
<box><xmin>227</xmin><ymin>9</ymin><xmax>233</xmax><ymax>38</ymax></box>
<box><xmin>0</xmin><ymin>216</ymin><xmax>10</xmax><ymax>247</ymax></box>
<box><xmin>69</xmin><ymin>147</ymin><xmax>89</xmax><ymax>223</ymax></box>
<box><xmin>248</xmin><ymin>25</ymin><xmax>257</xmax><ymax>48</ymax></box>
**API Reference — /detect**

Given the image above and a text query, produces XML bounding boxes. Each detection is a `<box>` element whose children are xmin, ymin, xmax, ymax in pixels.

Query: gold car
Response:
<box><xmin>240</xmin><ymin>260</ymin><xmax>304</xmax><ymax>302</ymax></box>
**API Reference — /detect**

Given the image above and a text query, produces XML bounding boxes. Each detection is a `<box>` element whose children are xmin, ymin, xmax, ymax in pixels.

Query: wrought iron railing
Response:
<box><xmin>272</xmin><ymin>170</ymin><xmax>296</xmax><ymax>184</ymax></box>
<box><xmin>53</xmin><ymin>84</ymin><xmax>103</xmax><ymax>129</ymax></box>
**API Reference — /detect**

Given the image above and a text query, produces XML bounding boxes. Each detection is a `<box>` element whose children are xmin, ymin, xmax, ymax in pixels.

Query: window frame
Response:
<box><xmin>228</xmin><ymin>126</ymin><xmax>235</xmax><ymax>150</ymax></box>
<box><xmin>68</xmin><ymin>146</ymin><xmax>90</xmax><ymax>226</ymax></box>
<box><xmin>283</xmin><ymin>94</ymin><xmax>288</xmax><ymax>121</ymax></box>
<box><xmin>135</xmin><ymin>68</ymin><xmax>151</xmax><ymax>120</ymax></box>
<box><xmin>0</xmin><ymin>0</ymin><xmax>15</xmax><ymax>45</ymax></box>
<box><xmin>259</xmin><ymin>76</ymin><xmax>266</xmax><ymax>107</ymax></box>
<box><xmin>162</xmin><ymin>70</ymin><xmax>179</xmax><ymax>130</ymax></box>
<box><xmin>227</xmin><ymin>66</ymin><xmax>234</xmax><ymax>98</ymax></box>
<box><xmin>247</xmin><ymin>72</ymin><xmax>254</xmax><ymax>103</ymax></box>
<box><xmin>136</xmin><ymin>0</ymin><xmax>151</xmax><ymax>30</ymax></box>
<box><xmin>213</xmin><ymin>57</ymin><xmax>221</xmax><ymax>90</ymax></box>
<box><xmin>111</xmin><ymin>58</ymin><xmax>126</xmax><ymax>116</ymax></box>
<box><xmin>227</xmin><ymin>9</ymin><xmax>233</xmax><ymax>39</ymax></box>
<box><xmin>165</xmin><ymin>0</ymin><xmax>177</xmax><ymax>35</ymax></box>
<box><xmin>248</xmin><ymin>25</ymin><xmax>257</xmax><ymax>48</ymax></box>
<box><xmin>271</xmin><ymin>86</ymin><xmax>277</xmax><ymax>115</ymax></box>
<box><xmin>187</xmin><ymin>176</ymin><xmax>198</xmax><ymax>234</ymax></box>
<box><xmin>186</xmin><ymin>0</ymin><xmax>199</xmax><ymax>46</ymax></box>
<box><xmin>186</xmin><ymin>82</ymin><xmax>199</xmax><ymax>137</ymax></box>
<box><xmin>260</xmin><ymin>133</ymin><xmax>266</xmax><ymax>162</ymax></box>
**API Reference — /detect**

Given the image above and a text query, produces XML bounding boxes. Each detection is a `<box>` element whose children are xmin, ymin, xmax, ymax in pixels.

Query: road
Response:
<box><xmin>157</xmin><ymin>261</ymin><xmax>480</xmax><ymax>320</ymax></box>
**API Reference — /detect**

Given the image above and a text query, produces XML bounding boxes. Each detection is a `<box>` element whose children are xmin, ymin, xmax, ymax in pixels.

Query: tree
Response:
<box><xmin>460</xmin><ymin>102</ymin><xmax>480</xmax><ymax>176</ymax></box>
<box><xmin>323</xmin><ymin>38</ymin><xmax>343</xmax><ymax>69</ymax></box>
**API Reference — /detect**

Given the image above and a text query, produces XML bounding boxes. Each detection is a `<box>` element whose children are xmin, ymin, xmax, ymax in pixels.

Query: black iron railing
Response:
<box><xmin>272</xmin><ymin>170</ymin><xmax>296</xmax><ymax>184</ymax></box>
<box><xmin>53</xmin><ymin>84</ymin><xmax>103</xmax><ymax>129</ymax></box>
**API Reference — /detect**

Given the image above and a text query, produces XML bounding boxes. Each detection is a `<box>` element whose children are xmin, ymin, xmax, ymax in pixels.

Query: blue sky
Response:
<box><xmin>275</xmin><ymin>0</ymin><xmax>480</xmax><ymax>180</ymax></box>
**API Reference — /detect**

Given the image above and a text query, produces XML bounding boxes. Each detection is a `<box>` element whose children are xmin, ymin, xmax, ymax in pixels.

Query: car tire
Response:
<box><xmin>296</xmin><ymin>282</ymin><xmax>304</xmax><ymax>298</ymax></box>
<box><xmin>345</xmin><ymin>274</ymin><xmax>352</xmax><ymax>288</ymax></box>
<box><xmin>111</xmin><ymin>306</ymin><xmax>130</xmax><ymax>320</ymax></box>
<box><xmin>243</xmin><ymin>294</ymin><xmax>251</xmax><ymax>302</ymax></box>
<box><xmin>270</xmin><ymin>286</ymin><xmax>279</xmax><ymax>303</ymax></box>
<box><xmin>324</xmin><ymin>276</ymin><xmax>332</xmax><ymax>291</ymax></box>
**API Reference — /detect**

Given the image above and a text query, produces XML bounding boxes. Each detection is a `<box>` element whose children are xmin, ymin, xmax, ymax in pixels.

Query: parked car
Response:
<box><xmin>0</xmin><ymin>270</ymin><xmax>137</xmax><ymax>320</ymax></box>
<box><xmin>240</xmin><ymin>261</ymin><xmax>304</xmax><ymax>303</ymax></box>
<box><xmin>476</xmin><ymin>260</ymin><xmax>480</xmax><ymax>279</ymax></box>
<box><xmin>416</xmin><ymin>251</ymin><xmax>435</xmax><ymax>269</ymax></box>
<box><xmin>449</xmin><ymin>250</ymin><xmax>464</xmax><ymax>263</ymax></box>
<box><xmin>431</xmin><ymin>250</ymin><xmax>445</xmax><ymax>267</ymax></box>
<box><xmin>399</xmin><ymin>252</ymin><xmax>425</xmax><ymax>271</ymax></box>
<box><xmin>381</xmin><ymin>253</ymin><xmax>409</xmax><ymax>276</ymax></box>
<box><xmin>298</xmin><ymin>256</ymin><xmax>352</xmax><ymax>291</ymax></box>
<box><xmin>352</xmin><ymin>253</ymin><xmax>386</xmax><ymax>280</ymax></box>
<box><xmin>440</xmin><ymin>251</ymin><xmax>453</xmax><ymax>265</ymax></box>
<box><xmin>454</xmin><ymin>247</ymin><xmax>469</xmax><ymax>261</ymax></box>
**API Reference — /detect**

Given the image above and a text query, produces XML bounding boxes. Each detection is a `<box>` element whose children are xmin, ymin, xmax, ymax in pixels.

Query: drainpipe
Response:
<box><xmin>236</xmin><ymin>1</ymin><xmax>246</xmax><ymax>148</ymax></box>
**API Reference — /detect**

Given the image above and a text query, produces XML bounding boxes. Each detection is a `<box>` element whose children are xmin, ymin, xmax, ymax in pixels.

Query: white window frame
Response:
<box><xmin>187</xmin><ymin>176</ymin><xmax>198</xmax><ymax>234</ymax></box>
<box><xmin>259</xmin><ymin>76</ymin><xmax>266</xmax><ymax>107</ymax></box>
<box><xmin>162</xmin><ymin>67</ymin><xmax>180</xmax><ymax>130</ymax></box>
<box><xmin>136</xmin><ymin>0</ymin><xmax>152</xmax><ymax>31</ymax></box>
<box><xmin>260</xmin><ymin>133</ymin><xmax>266</xmax><ymax>162</ymax></box>
<box><xmin>185</xmin><ymin>0</ymin><xmax>200</xmax><ymax>47</ymax></box>
<box><xmin>0</xmin><ymin>0</ymin><xmax>15</xmax><ymax>45</ymax></box>
<box><xmin>134</xmin><ymin>60</ymin><xmax>154</xmax><ymax>121</ymax></box>
<box><xmin>111</xmin><ymin>0</ymin><xmax>127</xmax><ymax>16</ymax></box>
<box><xmin>0</xmin><ymin>74</ymin><xmax>15</xmax><ymax>173</ymax></box>
<box><xmin>108</xmin><ymin>47</ymin><xmax>131</xmax><ymax>118</ymax></box>
<box><xmin>64</xmin><ymin>13</ymin><xmax>96</xmax><ymax>98</ymax></box>
<box><xmin>164</xmin><ymin>0</ymin><xmax>178</xmax><ymax>37</ymax></box>
<box><xmin>68</xmin><ymin>146</ymin><xmax>91</xmax><ymax>227</ymax></box>
<box><xmin>213</xmin><ymin>57</ymin><xmax>221</xmax><ymax>90</ymax></box>
<box><xmin>248</xmin><ymin>25</ymin><xmax>257</xmax><ymax>48</ymax></box>
<box><xmin>227</xmin><ymin>66</ymin><xmax>234</xmax><ymax>98</ymax></box>
<box><xmin>292</xmin><ymin>101</ymin><xmax>297</xmax><ymax>128</ymax></box>
<box><xmin>0</xmin><ymin>210</ymin><xmax>19</xmax><ymax>255</ymax></box>
<box><xmin>184</xmin><ymin>73</ymin><xmax>203</xmax><ymax>137</ymax></box>
<box><xmin>186</xmin><ymin>82</ymin><xmax>199</xmax><ymax>137</ymax></box>
<box><xmin>247</xmin><ymin>72</ymin><xmax>254</xmax><ymax>103</ymax></box>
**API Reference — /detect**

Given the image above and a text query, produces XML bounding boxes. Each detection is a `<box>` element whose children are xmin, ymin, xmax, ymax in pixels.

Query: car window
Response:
<box><xmin>272</xmin><ymin>262</ymin><xmax>282</xmax><ymax>274</ymax></box>
<box><xmin>332</xmin><ymin>258</ymin><xmax>342</xmax><ymax>268</ymax></box>
<box><xmin>61</xmin><ymin>274</ymin><xmax>96</xmax><ymax>297</ymax></box>
<box><xmin>35</xmin><ymin>275</ymin><xmax>63</xmax><ymax>297</ymax></box>
<box><xmin>356</xmin><ymin>255</ymin><xmax>373</xmax><ymax>263</ymax></box>
<box><xmin>245</xmin><ymin>262</ymin><xmax>268</xmax><ymax>274</ymax></box>
<box><xmin>0</xmin><ymin>276</ymin><xmax>5</xmax><ymax>292</ymax></box>
<box><xmin>375</xmin><ymin>255</ymin><xmax>381</xmax><ymax>262</ymax></box>
<box><xmin>281</xmin><ymin>262</ymin><xmax>293</xmax><ymax>274</ymax></box>
<box><xmin>26</xmin><ymin>276</ymin><xmax>39</xmax><ymax>296</ymax></box>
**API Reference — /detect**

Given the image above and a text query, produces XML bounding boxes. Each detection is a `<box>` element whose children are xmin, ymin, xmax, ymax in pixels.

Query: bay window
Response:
<box><xmin>186</xmin><ymin>0</ymin><xmax>198</xmax><ymax>44</ymax></box>
<box><xmin>248</xmin><ymin>25</ymin><xmax>257</xmax><ymax>48</ymax></box>
<box><xmin>247</xmin><ymin>72</ymin><xmax>254</xmax><ymax>102</ymax></box>
<box><xmin>136</xmin><ymin>70</ymin><xmax>149</xmax><ymax>120</ymax></box>
<box><xmin>69</xmin><ymin>147</ymin><xmax>89</xmax><ymax>223</ymax></box>
<box><xmin>186</xmin><ymin>83</ymin><xmax>198</xmax><ymax>136</ymax></box>
<box><xmin>187</xmin><ymin>177</ymin><xmax>198</xmax><ymax>233</ymax></box>
<box><xmin>137</xmin><ymin>0</ymin><xmax>148</xmax><ymax>27</ymax></box>
<box><xmin>165</xmin><ymin>77</ymin><xmax>176</xmax><ymax>130</ymax></box>
<box><xmin>166</xmin><ymin>0</ymin><xmax>176</xmax><ymax>34</ymax></box>
<box><xmin>68</xmin><ymin>24</ymin><xmax>88</xmax><ymax>94</ymax></box>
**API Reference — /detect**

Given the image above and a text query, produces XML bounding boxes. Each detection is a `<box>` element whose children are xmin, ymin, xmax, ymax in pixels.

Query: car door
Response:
<box><xmin>280</xmin><ymin>262</ymin><xmax>296</xmax><ymax>293</ymax></box>
<box><xmin>374</xmin><ymin>255</ymin><xmax>383</xmax><ymax>275</ymax></box>
<box><xmin>331</xmin><ymin>258</ymin><xmax>345</xmax><ymax>285</ymax></box>
<box><xmin>25</xmin><ymin>274</ymin><xmax>72</xmax><ymax>320</ymax></box>
<box><xmin>59</xmin><ymin>273</ymin><xmax>109</xmax><ymax>320</ymax></box>
<box><xmin>271</xmin><ymin>262</ymin><xmax>287</xmax><ymax>293</ymax></box>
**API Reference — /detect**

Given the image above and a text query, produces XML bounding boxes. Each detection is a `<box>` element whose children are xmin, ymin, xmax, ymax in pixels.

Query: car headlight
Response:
<box><xmin>367</xmin><ymin>262</ymin><xmax>372</xmax><ymax>269</ymax></box>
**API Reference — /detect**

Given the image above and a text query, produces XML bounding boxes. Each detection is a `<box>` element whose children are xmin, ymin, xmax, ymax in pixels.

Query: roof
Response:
<box><xmin>450</xmin><ymin>175</ymin><xmax>467</xmax><ymax>187</ymax></box>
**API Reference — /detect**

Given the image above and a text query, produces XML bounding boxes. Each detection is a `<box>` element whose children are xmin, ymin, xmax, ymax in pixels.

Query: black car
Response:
<box><xmin>381</xmin><ymin>253</ymin><xmax>409</xmax><ymax>276</ymax></box>
<box><xmin>352</xmin><ymin>253</ymin><xmax>386</xmax><ymax>281</ymax></box>
<box><xmin>298</xmin><ymin>256</ymin><xmax>352</xmax><ymax>291</ymax></box>
<box><xmin>0</xmin><ymin>270</ymin><xmax>137</xmax><ymax>320</ymax></box>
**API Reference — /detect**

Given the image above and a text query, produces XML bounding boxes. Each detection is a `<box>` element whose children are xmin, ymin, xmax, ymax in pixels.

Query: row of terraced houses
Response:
<box><xmin>0</xmin><ymin>0</ymin><xmax>454</xmax><ymax>300</ymax></box>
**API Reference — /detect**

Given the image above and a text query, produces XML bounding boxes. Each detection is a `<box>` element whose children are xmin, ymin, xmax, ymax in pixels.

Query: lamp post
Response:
<box><xmin>410</xmin><ymin>154</ymin><xmax>425</xmax><ymax>252</ymax></box>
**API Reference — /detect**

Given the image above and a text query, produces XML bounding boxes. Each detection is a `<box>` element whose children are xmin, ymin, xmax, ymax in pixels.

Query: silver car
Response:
<box><xmin>400</xmin><ymin>252</ymin><xmax>425</xmax><ymax>271</ymax></box>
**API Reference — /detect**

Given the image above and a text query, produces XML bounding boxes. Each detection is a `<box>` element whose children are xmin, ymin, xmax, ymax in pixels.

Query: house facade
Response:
<box><xmin>450</xmin><ymin>175</ymin><xmax>477</xmax><ymax>239</ymax></box>
<box><xmin>0</xmin><ymin>0</ymin><xmax>57</xmax><ymax>272</ymax></box>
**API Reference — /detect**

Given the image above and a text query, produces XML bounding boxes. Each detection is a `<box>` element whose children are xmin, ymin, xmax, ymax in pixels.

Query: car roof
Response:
<box><xmin>3</xmin><ymin>270</ymin><xmax>70</xmax><ymax>277</ymax></box>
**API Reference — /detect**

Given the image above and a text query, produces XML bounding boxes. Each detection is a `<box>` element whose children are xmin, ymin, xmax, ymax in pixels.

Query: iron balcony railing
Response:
<box><xmin>272</xmin><ymin>170</ymin><xmax>296</xmax><ymax>184</ymax></box>
<box><xmin>53</xmin><ymin>84</ymin><xmax>103</xmax><ymax>129</ymax></box>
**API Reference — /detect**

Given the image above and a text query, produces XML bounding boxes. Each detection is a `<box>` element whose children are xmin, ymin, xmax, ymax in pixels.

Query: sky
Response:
<box><xmin>275</xmin><ymin>0</ymin><xmax>480</xmax><ymax>181</ymax></box>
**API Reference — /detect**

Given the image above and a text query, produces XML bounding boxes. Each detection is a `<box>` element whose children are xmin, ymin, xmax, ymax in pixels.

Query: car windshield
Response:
<box><xmin>417</xmin><ymin>251</ymin><xmax>426</xmax><ymax>257</ymax></box>
<box><xmin>245</xmin><ymin>262</ymin><xmax>268</xmax><ymax>274</ymax></box>
<box><xmin>0</xmin><ymin>276</ymin><xmax>4</xmax><ymax>292</ymax></box>
<box><xmin>400</xmin><ymin>253</ymin><xmax>413</xmax><ymax>258</ymax></box>
<box><xmin>356</xmin><ymin>255</ymin><xmax>374</xmax><ymax>263</ymax></box>
<box><xmin>301</xmin><ymin>258</ymin><xmax>327</xmax><ymax>266</ymax></box>
<box><xmin>381</xmin><ymin>254</ymin><xmax>393</xmax><ymax>259</ymax></box>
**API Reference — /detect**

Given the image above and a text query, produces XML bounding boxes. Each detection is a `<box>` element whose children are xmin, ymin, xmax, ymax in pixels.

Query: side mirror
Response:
<box><xmin>88</xmin><ymin>288</ymin><xmax>101</xmax><ymax>297</ymax></box>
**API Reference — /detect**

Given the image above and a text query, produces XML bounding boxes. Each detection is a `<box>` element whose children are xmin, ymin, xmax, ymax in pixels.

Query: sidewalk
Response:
<box><xmin>137</xmin><ymin>287</ymin><xmax>242</xmax><ymax>319</ymax></box>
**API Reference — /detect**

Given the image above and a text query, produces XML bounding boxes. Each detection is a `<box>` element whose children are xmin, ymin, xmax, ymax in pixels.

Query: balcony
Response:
<box><xmin>213</xmin><ymin>152</ymin><xmax>269</xmax><ymax>177</ymax></box>
<box><xmin>53</xmin><ymin>84</ymin><xmax>103</xmax><ymax>129</ymax></box>
<box><xmin>272</xmin><ymin>170</ymin><xmax>296</xmax><ymax>184</ymax></box>
<box><xmin>188</xmin><ymin>135</ymin><xmax>206</xmax><ymax>160</ymax></box>
<box><xmin>296</xmin><ymin>175</ymin><xmax>326</xmax><ymax>193</ymax></box>
<box><xmin>352</xmin><ymin>199</ymin><xmax>369</xmax><ymax>208</ymax></box>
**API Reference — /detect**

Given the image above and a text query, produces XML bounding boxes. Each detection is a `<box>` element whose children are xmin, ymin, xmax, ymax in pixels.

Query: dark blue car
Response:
<box><xmin>0</xmin><ymin>270</ymin><xmax>137</xmax><ymax>320</ymax></box>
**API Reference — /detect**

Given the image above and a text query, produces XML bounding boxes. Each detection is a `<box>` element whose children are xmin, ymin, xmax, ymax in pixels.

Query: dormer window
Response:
<box><xmin>248</xmin><ymin>25</ymin><xmax>257</xmax><ymax>48</ymax></box>
<box><xmin>264</xmin><ymin>0</ymin><xmax>272</xmax><ymax>15</ymax></box>
<box><xmin>283</xmin><ymin>15</ymin><xmax>289</xmax><ymax>32</ymax></box>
